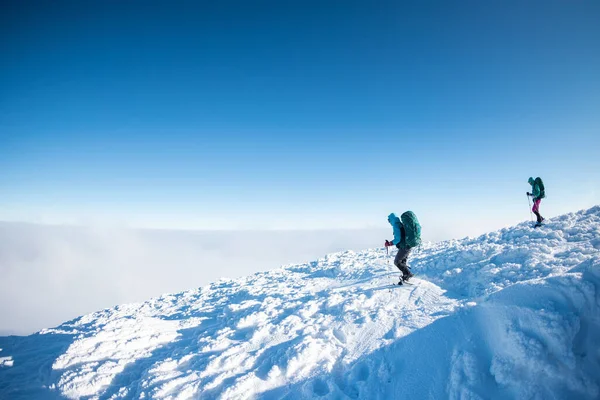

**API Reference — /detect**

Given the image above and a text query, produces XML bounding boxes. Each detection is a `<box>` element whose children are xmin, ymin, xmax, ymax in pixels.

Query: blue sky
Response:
<box><xmin>1</xmin><ymin>1</ymin><xmax>599</xmax><ymax>236</ymax></box>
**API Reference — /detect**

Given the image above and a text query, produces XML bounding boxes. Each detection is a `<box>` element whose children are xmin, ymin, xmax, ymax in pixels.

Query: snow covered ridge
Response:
<box><xmin>0</xmin><ymin>207</ymin><xmax>599</xmax><ymax>399</ymax></box>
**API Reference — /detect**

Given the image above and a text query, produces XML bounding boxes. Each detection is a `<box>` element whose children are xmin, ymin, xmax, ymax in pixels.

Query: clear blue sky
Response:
<box><xmin>1</xmin><ymin>1</ymin><xmax>599</xmax><ymax>236</ymax></box>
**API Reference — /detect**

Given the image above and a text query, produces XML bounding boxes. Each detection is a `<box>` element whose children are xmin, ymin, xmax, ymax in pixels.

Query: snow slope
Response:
<box><xmin>1</xmin><ymin>207</ymin><xmax>599</xmax><ymax>399</ymax></box>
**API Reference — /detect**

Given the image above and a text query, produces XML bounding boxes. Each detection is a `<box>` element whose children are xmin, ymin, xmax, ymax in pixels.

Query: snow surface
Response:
<box><xmin>0</xmin><ymin>348</ymin><xmax>13</xmax><ymax>368</ymax></box>
<box><xmin>1</xmin><ymin>207</ymin><xmax>599</xmax><ymax>399</ymax></box>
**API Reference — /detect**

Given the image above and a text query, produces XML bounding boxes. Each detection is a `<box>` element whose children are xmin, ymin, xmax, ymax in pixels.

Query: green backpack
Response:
<box><xmin>401</xmin><ymin>211</ymin><xmax>421</xmax><ymax>248</ymax></box>
<box><xmin>535</xmin><ymin>177</ymin><xmax>546</xmax><ymax>199</ymax></box>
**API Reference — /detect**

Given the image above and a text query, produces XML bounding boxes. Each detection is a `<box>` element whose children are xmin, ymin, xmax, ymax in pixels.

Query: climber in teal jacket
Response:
<box><xmin>385</xmin><ymin>213</ymin><xmax>414</xmax><ymax>282</ymax></box>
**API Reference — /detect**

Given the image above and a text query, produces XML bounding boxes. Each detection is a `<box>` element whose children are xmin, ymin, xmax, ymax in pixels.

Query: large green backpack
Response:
<box><xmin>535</xmin><ymin>177</ymin><xmax>546</xmax><ymax>199</ymax></box>
<box><xmin>401</xmin><ymin>211</ymin><xmax>421</xmax><ymax>248</ymax></box>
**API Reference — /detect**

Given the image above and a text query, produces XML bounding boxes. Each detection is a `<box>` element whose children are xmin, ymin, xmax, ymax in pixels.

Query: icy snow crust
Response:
<box><xmin>1</xmin><ymin>207</ymin><xmax>599</xmax><ymax>399</ymax></box>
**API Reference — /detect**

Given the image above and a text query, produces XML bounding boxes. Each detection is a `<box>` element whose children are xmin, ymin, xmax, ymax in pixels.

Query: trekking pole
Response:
<box><xmin>527</xmin><ymin>193</ymin><xmax>534</xmax><ymax>223</ymax></box>
<box><xmin>385</xmin><ymin>241</ymin><xmax>393</xmax><ymax>291</ymax></box>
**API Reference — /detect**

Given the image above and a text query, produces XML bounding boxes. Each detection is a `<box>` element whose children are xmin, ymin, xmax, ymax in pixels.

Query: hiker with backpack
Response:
<box><xmin>385</xmin><ymin>211</ymin><xmax>421</xmax><ymax>284</ymax></box>
<box><xmin>527</xmin><ymin>177</ymin><xmax>546</xmax><ymax>227</ymax></box>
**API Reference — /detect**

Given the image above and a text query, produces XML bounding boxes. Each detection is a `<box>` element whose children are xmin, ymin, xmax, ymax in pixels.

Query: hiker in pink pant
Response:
<box><xmin>527</xmin><ymin>177</ymin><xmax>546</xmax><ymax>227</ymax></box>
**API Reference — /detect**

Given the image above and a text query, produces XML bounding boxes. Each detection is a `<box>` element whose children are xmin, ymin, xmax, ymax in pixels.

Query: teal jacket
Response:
<box><xmin>528</xmin><ymin>177</ymin><xmax>542</xmax><ymax>201</ymax></box>
<box><xmin>388</xmin><ymin>213</ymin><xmax>405</xmax><ymax>247</ymax></box>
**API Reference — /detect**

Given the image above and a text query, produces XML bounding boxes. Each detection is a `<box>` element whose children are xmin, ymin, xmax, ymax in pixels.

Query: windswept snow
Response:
<box><xmin>414</xmin><ymin>207</ymin><xmax>600</xmax><ymax>299</ymax></box>
<box><xmin>1</xmin><ymin>207</ymin><xmax>599</xmax><ymax>399</ymax></box>
<box><xmin>0</xmin><ymin>349</ymin><xmax>13</xmax><ymax>368</ymax></box>
<box><xmin>41</xmin><ymin>257</ymin><xmax>458</xmax><ymax>399</ymax></box>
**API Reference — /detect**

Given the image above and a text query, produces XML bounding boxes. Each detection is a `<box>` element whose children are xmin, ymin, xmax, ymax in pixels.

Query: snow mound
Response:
<box><xmin>414</xmin><ymin>206</ymin><xmax>600</xmax><ymax>298</ymax></box>
<box><xmin>0</xmin><ymin>348</ymin><xmax>14</xmax><ymax>368</ymax></box>
<box><xmin>1</xmin><ymin>207</ymin><xmax>599</xmax><ymax>399</ymax></box>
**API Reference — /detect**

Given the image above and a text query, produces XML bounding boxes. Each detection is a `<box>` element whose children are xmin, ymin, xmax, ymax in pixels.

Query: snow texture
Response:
<box><xmin>1</xmin><ymin>207</ymin><xmax>599</xmax><ymax>399</ymax></box>
<box><xmin>0</xmin><ymin>348</ymin><xmax>14</xmax><ymax>368</ymax></box>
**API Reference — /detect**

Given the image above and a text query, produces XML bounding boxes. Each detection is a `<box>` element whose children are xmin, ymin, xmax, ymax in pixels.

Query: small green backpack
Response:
<box><xmin>401</xmin><ymin>211</ymin><xmax>421</xmax><ymax>248</ymax></box>
<box><xmin>535</xmin><ymin>177</ymin><xmax>546</xmax><ymax>199</ymax></box>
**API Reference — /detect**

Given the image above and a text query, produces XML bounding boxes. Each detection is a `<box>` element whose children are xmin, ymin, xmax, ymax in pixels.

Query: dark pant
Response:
<box><xmin>394</xmin><ymin>246</ymin><xmax>412</xmax><ymax>277</ymax></box>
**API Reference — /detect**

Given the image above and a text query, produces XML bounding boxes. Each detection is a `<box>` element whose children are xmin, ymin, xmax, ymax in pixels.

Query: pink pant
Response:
<box><xmin>532</xmin><ymin>198</ymin><xmax>541</xmax><ymax>213</ymax></box>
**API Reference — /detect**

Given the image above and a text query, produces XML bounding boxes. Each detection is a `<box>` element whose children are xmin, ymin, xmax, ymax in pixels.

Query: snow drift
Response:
<box><xmin>1</xmin><ymin>207</ymin><xmax>599</xmax><ymax>399</ymax></box>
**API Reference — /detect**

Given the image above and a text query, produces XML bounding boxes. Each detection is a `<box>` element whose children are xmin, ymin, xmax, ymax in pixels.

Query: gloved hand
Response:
<box><xmin>385</xmin><ymin>240</ymin><xmax>393</xmax><ymax>247</ymax></box>
<box><xmin>526</xmin><ymin>192</ymin><xmax>531</xmax><ymax>196</ymax></box>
